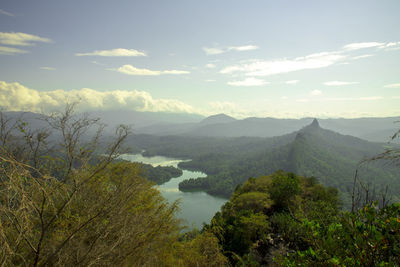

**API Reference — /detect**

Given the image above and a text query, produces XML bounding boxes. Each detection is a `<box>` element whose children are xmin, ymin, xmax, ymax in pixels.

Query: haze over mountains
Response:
<box><xmin>94</xmin><ymin>110</ymin><xmax>399</xmax><ymax>143</ymax></box>
<box><xmin>4</xmin><ymin>110</ymin><xmax>399</xmax><ymax>143</ymax></box>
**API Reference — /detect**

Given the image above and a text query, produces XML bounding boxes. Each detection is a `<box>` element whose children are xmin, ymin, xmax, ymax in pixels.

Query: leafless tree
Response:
<box><xmin>0</xmin><ymin>104</ymin><xmax>181</xmax><ymax>266</ymax></box>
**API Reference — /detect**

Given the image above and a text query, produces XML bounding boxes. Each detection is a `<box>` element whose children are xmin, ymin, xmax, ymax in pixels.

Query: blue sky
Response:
<box><xmin>0</xmin><ymin>0</ymin><xmax>399</xmax><ymax>118</ymax></box>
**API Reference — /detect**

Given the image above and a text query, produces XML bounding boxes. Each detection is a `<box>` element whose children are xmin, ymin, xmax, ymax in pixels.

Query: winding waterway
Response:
<box><xmin>119</xmin><ymin>154</ymin><xmax>228</xmax><ymax>229</ymax></box>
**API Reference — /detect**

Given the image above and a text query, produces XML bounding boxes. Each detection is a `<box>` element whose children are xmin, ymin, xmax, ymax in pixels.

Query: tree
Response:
<box><xmin>0</xmin><ymin>106</ymin><xmax>185</xmax><ymax>266</ymax></box>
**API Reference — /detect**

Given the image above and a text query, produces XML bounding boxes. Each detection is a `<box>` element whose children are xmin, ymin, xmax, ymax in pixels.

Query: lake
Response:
<box><xmin>119</xmin><ymin>154</ymin><xmax>228</xmax><ymax>229</ymax></box>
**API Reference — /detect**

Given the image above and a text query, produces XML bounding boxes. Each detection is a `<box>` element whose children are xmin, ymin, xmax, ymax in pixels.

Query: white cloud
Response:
<box><xmin>285</xmin><ymin>80</ymin><xmax>299</xmax><ymax>84</ymax></box>
<box><xmin>205</xmin><ymin>63</ymin><xmax>216</xmax><ymax>69</ymax></box>
<box><xmin>0</xmin><ymin>46</ymin><xmax>28</xmax><ymax>55</ymax></box>
<box><xmin>384</xmin><ymin>83</ymin><xmax>400</xmax><ymax>88</ymax></box>
<box><xmin>323</xmin><ymin>81</ymin><xmax>359</xmax><ymax>86</ymax></box>
<box><xmin>205</xmin><ymin>79</ymin><xmax>216</xmax><ymax>82</ymax></box>
<box><xmin>115</xmin><ymin>64</ymin><xmax>190</xmax><ymax>76</ymax></box>
<box><xmin>0</xmin><ymin>9</ymin><xmax>14</xmax><ymax>17</ymax></box>
<box><xmin>40</xmin><ymin>67</ymin><xmax>56</xmax><ymax>71</ymax></box>
<box><xmin>227</xmin><ymin>77</ymin><xmax>269</xmax><ymax>87</ymax></box>
<box><xmin>203</xmin><ymin>44</ymin><xmax>258</xmax><ymax>55</ymax></box>
<box><xmin>310</xmin><ymin>90</ymin><xmax>322</xmax><ymax>96</ymax></box>
<box><xmin>203</xmin><ymin>47</ymin><xmax>225</xmax><ymax>55</ymax></box>
<box><xmin>0</xmin><ymin>81</ymin><xmax>196</xmax><ymax>114</ymax></box>
<box><xmin>0</xmin><ymin>32</ymin><xmax>52</xmax><ymax>46</ymax></box>
<box><xmin>221</xmin><ymin>52</ymin><xmax>345</xmax><ymax>76</ymax></box>
<box><xmin>219</xmin><ymin>41</ymin><xmax>399</xmax><ymax>78</ymax></box>
<box><xmin>228</xmin><ymin>45</ymin><xmax>259</xmax><ymax>52</ymax></box>
<box><xmin>76</xmin><ymin>48</ymin><xmax>146</xmax><ymax>57</ymax></box>
<box><xmin>343</xmin><ymin>42</ymin><xmax>385</xmax><ymax>51</ymax></box>
<box><xmin>352</xmin><ymin>54</ymin><xmax>373</xmax><ymax>60</ymax></box>
<box><xmin>281</xmin><ymin>96</ymin><xmax>288</xmax><ymax>100</ymax></box>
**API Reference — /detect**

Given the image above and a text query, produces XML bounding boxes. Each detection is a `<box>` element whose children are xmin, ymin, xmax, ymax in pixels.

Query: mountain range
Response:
<box><xmin>3</xmin><ymin>110</ymin><xmax>398</xmax><ymax>143</ymax></box>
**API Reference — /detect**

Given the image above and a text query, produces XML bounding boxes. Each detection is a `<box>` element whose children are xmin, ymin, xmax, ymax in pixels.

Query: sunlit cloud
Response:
<box><xmin>203</xmin><ymin>44</ymin><xmax>258</xmax><ymax>55</ymax></box>
<box><xmin>76</xmin><ymin>48</ymin><xmax>146</xmax><ymax>57</ymax></box>
<box><xmin>0</xmin><ymin>32</ymin><xmax>52</xmax><ymax>46</ymax></box>
<box><xmin>228</xmin><ymin>45</ymin><xmax>259</xmax><ymax>52</ymax></box>
<box><xmin>227</xmin><ymin>77</ymin><xmax>269</xmax><ymax>86</ymax></box>
<box><xmin>219</xmin><ymin>41</ymin><xmax>399</xmax><ymax>78</ymax></box>
<box><xmin>323</xmin><ymin>81</ymin><xmax>359</xmax><ymax>86</ymax></box>
<box><xmin>0</xmin><ymin>81</ymin><xmax>196</xmax><ymax>114</ymax></box>
<box><xmin>115</xmin><ymin>64</ymin><xmax>190</xmax><ymax>76</ymax></box>
<box><xmin>0</xmin><ymin>46</ymin><xmax>28</xmax><ymax>55</ymax></box>
<box><xmin>285</xmin><ymin>80</ymin><xmax>299</xmax><ymax>84</ymax></box>
<box><xmin>203</xmin><ymin>47</ymin><xmax>225</xmax><ymax>55</ymax></box>
<box><xmin>205</xmin><ymin>63</ymin><xmax>216</xmax><ymax>68</ymax></box>
<box><xmin>0</xmin><ymin>9</ymin><xmax>14</xmax><ymax>17</ymax></box>
<box><xmin>40</xmin><ymin>67</ymin><xmax>56</xmax><ymax>71</ymax></box>
<box><xmin>221</xmin><ymin>52</ymin><xmax>345</xmax><ymax>76</ymax></box>
<box><xmin>384</xmin><ymin>83</ymin><xmax>400</xmax><ymax>88</ymax></box>
<box><xmin>352</xmin><ymin>54</ymin><xmax>373</xmax><ymax>60</ymax></box>
<box><xmin>310</xmin><ymin>90</ymin><xmax>322</xmax><ymax>96</ymax></box>
<box><xmin>343</xmin><ymin>42</ymin><xmax>385</xmax><ymax>51</ymax></box>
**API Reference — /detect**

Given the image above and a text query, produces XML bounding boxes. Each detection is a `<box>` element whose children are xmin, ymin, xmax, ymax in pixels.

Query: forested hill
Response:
<box><xmin>170</xmin><ymin>119</ymin><xmax>400</xmax><ymax>207</ymax></box>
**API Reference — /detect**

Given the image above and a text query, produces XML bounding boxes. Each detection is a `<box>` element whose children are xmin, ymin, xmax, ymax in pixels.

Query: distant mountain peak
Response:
<box><xmin>310</xmin><ymin>118</ymin><xmax>320</xmax><ymax>128</ymax></box>
<box><xmin>200</xmin><ymin>113</ymin><xmax>237</xmax><ymax>125</ymax></box>
<box><xmin>299</xmin><ymin>118</ymin><xmax>321</xmax><ymax>133</ymax></box>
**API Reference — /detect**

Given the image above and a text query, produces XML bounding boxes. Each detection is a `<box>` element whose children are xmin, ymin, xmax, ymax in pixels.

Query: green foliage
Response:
<box><xmin>172</xmin><ymin>231</ymin><xmax>229</xmax><ymax>267</ymax></box>
<box><xmin>206</xmin><ymin>171</ymin><xmax>340</xmax><ymax>265</ymax></box>
<box><xmin>138</xmin><ymin>162</ymin><xmax>182</xmax><ymax>184</ymax></box>
<box><xmin>283</xmin><ymin>203</ymin><xmax>400</xmax><ymax>266</ymax></box>
<box><xmin>269</xmin><ymin>172</ymin><xmax>300</xmax><ymax>209</ymax></box>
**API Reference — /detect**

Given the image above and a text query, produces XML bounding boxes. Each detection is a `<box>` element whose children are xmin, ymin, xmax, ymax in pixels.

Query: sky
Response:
<box><xmin>0</xmin><ymin>0</ymin><xmax>400</xmax><ymax>118</ymax></box>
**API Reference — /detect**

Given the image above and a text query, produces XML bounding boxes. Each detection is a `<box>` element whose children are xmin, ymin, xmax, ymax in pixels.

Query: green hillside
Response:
<box><xmin>174</xmin><ymin>120</ymin><xmax>400</xmax><ymax>206</ymax></box>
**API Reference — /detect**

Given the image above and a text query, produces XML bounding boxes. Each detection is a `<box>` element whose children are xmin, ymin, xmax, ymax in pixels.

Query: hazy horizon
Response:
<box><xmin>1</xmin><ymin>1</ymin><xmax>400</xmax><ymax>119</ymax></box>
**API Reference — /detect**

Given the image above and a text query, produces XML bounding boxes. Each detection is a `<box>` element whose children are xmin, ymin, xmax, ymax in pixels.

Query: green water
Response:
<box><xmin>119</xmin><ymin>154</ymin><xmax>227</xmax><ymax>229</ymax></box>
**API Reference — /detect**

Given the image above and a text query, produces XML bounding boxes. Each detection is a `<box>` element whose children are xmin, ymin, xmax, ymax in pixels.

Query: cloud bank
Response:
<box><xmin>220</xmin><ymin>52</ymin><xmax>346</xmax><ymax>76</ymax></box>
<box><xmin>0</xmin><ymin>32</ymin><xmax>52</xmax><ymax>46</ymax></box>
<box><xmin>227</xmin><ymin>77</ymin><xmax>269</xmax><ymax>86</ymax></box>
<box><xmin>0</xmin><ymin>9</ymin><xmax>14</xmax><ymax>17</ymax></box>
<box><xmin>0</xmin><ymin>46</ymin><xmax>28</xmax><ymax>55</ymax></box>
<box><xmin>0</xmin><ymin>81</ymin><xmax>196</xmax><ymax>114</ymax></box>
<box><xmin>203</xmin><ymin>45</ymin><xmax>258</xmax><ymax>55</ymax></box>
<box><xmin>384</xmin><ymin>83</ymin><xmax>400</xmax><ymax>88</ymax></box>
<box><xmin>115</xmin><ymin>64</ymin><xmax>190</xmax><ymax>76</ymax></box>
<box><xmin>220</xmin><ymin>41</ymin><xmax>400</xmax><ymax>77</ymax></box>
<box><xmin>323</xmin><ymin>81</ymin><xmax>359</xmax><ymax>86</ymax></box>
<box><xmin>76</xmin><ymin>48</ymin><xmax>146</xmax><ymax>57</ymax></box>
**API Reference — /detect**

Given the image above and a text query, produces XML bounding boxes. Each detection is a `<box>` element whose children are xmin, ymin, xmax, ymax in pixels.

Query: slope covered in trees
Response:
<box><xmin>205</xmin><ymin>171</ymin><xmax>400</xmax><ymax>265</ymax></box>
<box><xmin>128</xmin><ymin>120</ymin><xmax>400</xmax><ymax>206</ymax></box>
